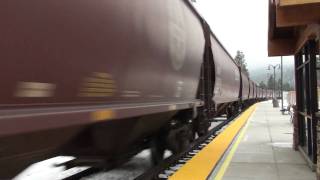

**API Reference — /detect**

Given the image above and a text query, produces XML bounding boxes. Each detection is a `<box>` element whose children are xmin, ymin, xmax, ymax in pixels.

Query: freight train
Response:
<box><xmin>0</xmin><ymin>0</ymin><xmax>272</xmax><ymax>178</ymax></box>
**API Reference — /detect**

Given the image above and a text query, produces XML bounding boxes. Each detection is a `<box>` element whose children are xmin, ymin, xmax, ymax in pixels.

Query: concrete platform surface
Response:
<box><xmin>214</xmin><ymin>101</ymin><xmax>316</xmax><ymax>180</ymax></box>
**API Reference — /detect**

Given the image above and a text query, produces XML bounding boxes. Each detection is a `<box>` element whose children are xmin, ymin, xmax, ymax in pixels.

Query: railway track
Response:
<box><xmin>56</xmin><ymin>108</ymin><xmax>244</xmax><ymax>180</ymax></box>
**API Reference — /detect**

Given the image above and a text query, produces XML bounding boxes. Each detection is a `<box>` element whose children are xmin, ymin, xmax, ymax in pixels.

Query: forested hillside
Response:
<box><xmin>249</xmin><ymin>65</ymin><xmax>294</xmax><ymax>90</ymax></box>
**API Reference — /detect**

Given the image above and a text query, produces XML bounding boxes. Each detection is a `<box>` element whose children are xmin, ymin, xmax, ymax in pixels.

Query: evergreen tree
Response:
<box><xmin>276</xmin><ymin>79</ymin><xmax>281</xmax><ymax>90</ymax></box>
<box><xmin>283</xmin><ymin>82</ymin><xmax>293</xmax><ymax>91</ymax></box>
<box><xmin>234</xmin><ymin>50</ymin><xmax>249</xmax><ymax>76</ymax></box>
<box><xmin>267</xmin><ymin>75</ymin><xmax>274</xmax><ymax>90</ymax></box>
<box><xmin>259</xmin><ymin>81</ymin><xmax>267</xmax><ymax>88</ymax></box>
<box><xmin>275</xmin><ymin>78</ymin><xmax>294</xmax><ymax>91</ymax></box>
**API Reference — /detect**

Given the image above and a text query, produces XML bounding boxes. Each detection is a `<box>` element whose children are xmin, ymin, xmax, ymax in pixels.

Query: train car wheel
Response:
<box><xmin>166</xmin><ymin>124</ymin><xmax>194</xmax><ymax>154</ymax></box>
<box><xmin>194</xmin><ymin>113</ymin><xmax>209</xmax><ymax>137</ymax></box>
<box><xmin>150</xmin><ymin>139</ymin><xmax>165</xmax><ymax>165</ymax></box>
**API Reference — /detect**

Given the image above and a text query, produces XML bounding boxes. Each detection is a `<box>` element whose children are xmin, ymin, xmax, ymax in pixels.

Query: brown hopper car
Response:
<box><xmin>0</xmin><ymin>0</ymin><xmax>272</xmax><ymax>178</ymax></box>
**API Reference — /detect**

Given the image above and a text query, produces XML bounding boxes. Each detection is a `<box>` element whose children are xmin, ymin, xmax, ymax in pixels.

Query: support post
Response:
<box><xmin>293</xmin><ymin>105</ymin><xmax>299</xmax><ymax>150</ymax></box>
<box><xmin>309</xmin><ymin>40</ymin><xmax>317</xmax><ymax>164</ymax></box>
<box><xmin>294</xmin><ymin>52</ymin><xmax>305</xmax><ymax>147</ymax></box>
<box><xmin>274</xmin><ymin>67</ymin><xmax>276</xmax><ymax>98</ymax></box>
<box><xmin>281</xmin><ymin>56</ymin><xmax>284</xmax><ymax>112</ymax></box>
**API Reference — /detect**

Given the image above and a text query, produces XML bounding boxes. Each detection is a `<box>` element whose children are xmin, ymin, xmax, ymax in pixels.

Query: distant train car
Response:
<box><xmin>241</xmin><ymin>72</ymin><xmax>250</xmax><ymax>100</ymax></box>
<box><xmin>260</xmin><ymin>88</ymin><xmax>263</xmax><ymax>99</ymax></box>
<box><xmin>211</xmin><ymin>34</ymin><xmax>241</xmax><ymax>104</ymax></box>
<box><xmin>249</xmin><ymin>81</ymin><xmax>255</xmax><ymax>99</ymax></box>
<box><xmin>259</xmin><ymin>88</ymin><xmax>262</xmax><ymax>99</ymax></box>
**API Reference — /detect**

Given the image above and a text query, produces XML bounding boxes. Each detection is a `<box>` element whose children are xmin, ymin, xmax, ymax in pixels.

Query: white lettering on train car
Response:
<box><xmin>15</xmin><ymin>82</ymin><xmax>56</xmax><ymax>97</ymax></box>
<box><xmin>121</xmin><ymin>90</ymin><xmax>141</xmax><ymax>98</ymax></box>
<box><xmin>175</xmin><ymin>81</ymin><xmax>184</xmax><ymax>98</ymax></box>
<box><xmin>79</xmin><ymin>72</ymin><xmax>116</xmax><ymax>97</ymax></box>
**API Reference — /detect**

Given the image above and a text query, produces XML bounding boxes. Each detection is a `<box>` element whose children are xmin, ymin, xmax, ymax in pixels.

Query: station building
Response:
<box><xmin>268</xmin><ymin>0</ymin><xmax>320</xmax><ymax>178</ymax></box>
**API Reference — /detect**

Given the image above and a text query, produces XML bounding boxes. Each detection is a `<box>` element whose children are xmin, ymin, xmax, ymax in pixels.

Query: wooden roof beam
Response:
<box><xmin>268</xmin><ymin>24</ymin><xmax>320</xmax><ymax>56</ymax></box>
<box><xmin>279</xmin><ymin>0</ymin><xmax>320</xmax><ymax>7</ymax></box>
<box><xmin>276</xmin><ymin>3</ymin><xmax>320</xmax><ymax>27</ymax></box>
<box><xmin>268</xmin><ymin>38</ymin><xmax>295</xmax><ymax>56</ymax></box>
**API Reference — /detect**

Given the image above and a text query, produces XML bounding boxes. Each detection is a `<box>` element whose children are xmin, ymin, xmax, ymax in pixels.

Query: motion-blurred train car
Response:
<box><xmin>0</xmin><ymin>0</ymin><xmax>271</xmax><ymax>178</ymax></box>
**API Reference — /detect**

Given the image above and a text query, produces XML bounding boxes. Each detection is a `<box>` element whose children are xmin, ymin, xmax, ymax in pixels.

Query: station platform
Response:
<box><xmin>169</xmin><ymin>101</ymin><xmax>316</xmax><ymax>180</ymax></box>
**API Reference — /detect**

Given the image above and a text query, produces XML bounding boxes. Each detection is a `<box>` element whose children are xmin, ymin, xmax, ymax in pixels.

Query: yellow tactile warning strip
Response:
<box><xmin>169</xmin><ymin>104</ymin><xmax>257</xmax><ymax>180</ymax></box>
<box><xmin>214</xmin><ymin>110</ymin><xmax>253</xmax><ymax>180</ymax></box>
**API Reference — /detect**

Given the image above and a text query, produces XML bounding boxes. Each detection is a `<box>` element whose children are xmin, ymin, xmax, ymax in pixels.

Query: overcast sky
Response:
<box><xmin>191</xmin><ymin>0</ymin><xmax>294</xmax><ymax>72</ymax></box>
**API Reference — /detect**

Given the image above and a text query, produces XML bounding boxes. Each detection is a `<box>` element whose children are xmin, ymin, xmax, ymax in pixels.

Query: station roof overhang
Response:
<box><xmin>268</xmin><ymin>0</ymin><xmax>320</xmax><ymax>56</ymax></box>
